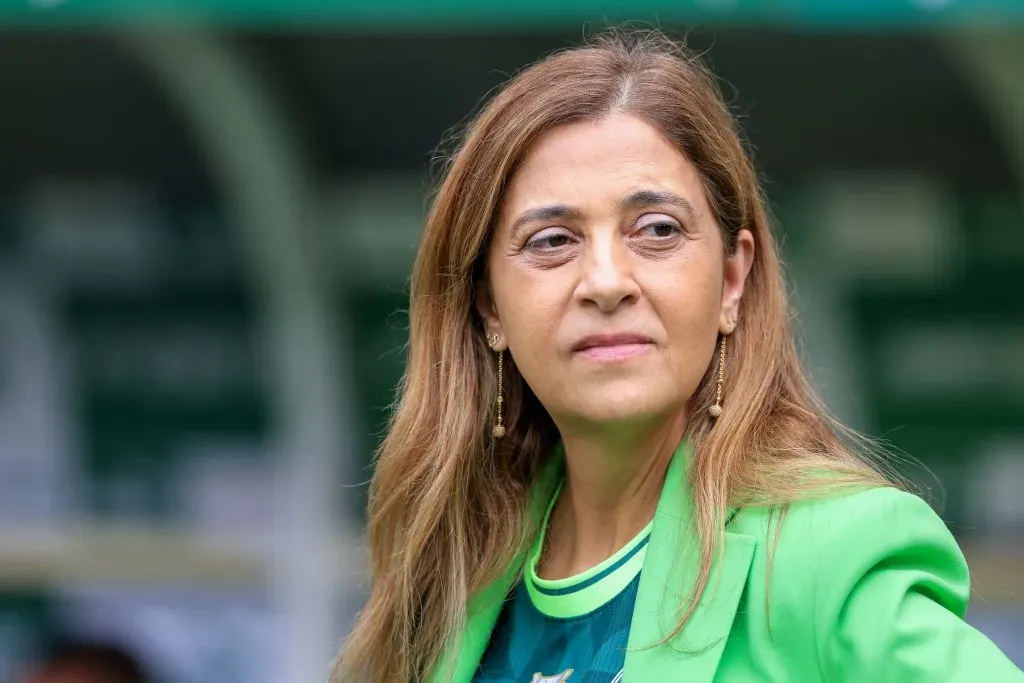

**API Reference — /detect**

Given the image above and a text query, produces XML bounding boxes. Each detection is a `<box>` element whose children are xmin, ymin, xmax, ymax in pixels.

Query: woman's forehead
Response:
<box><xmin>499</xmin><ymin>115</ymin><xmax>708</xmax><ymax>223</ymax></box>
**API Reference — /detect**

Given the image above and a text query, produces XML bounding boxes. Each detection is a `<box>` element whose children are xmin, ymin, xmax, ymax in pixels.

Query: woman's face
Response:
<box><xmin>478</xmin><ymin>113</ymin><xmax>754</xmax><ymax>431</ymax></box>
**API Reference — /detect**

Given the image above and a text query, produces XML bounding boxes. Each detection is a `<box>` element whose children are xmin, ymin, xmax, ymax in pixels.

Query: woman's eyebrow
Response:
<box><xmin>620</xmin><ymin>189</ymin><xmax>697</xmax><ymax>222</ymax></box>
<box><xmin>509</xmin><ymin>204</ymin><xmax>582</xmax><ymax>237</ymax></box>
<box><xmin>509</xmin><ymin>190</ymin><xmax>696</xmax><ymax>237</ymax></box>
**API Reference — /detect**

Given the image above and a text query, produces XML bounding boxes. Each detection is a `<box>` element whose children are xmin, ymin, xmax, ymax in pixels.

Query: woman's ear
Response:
<box><xmin>719</xmin><ymin>229</ymin><xmax>755</xmax><ymax>334</ymax></box>
<box><xmin>474</xmin><ymin>280</ymin><xmax>507</xmax><ymax>351</ymax></box>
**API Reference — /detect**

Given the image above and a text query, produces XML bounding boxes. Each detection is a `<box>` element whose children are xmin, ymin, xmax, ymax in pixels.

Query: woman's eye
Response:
<box><xmin>637</xmin><ymin>221</ymin><xmax>682</xmax><ymax>238</ymax></box>
<box><xmin>525</xmin><ymin>228</ymin><xmax>576</xmax><ymax>252</ymax></box>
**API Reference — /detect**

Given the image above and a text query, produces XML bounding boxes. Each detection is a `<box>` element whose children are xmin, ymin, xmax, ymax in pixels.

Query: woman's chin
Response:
<box><xmin>561</xmin><ymin>387</ymin><xmax>679</xmax><ymax>427</ymax></box>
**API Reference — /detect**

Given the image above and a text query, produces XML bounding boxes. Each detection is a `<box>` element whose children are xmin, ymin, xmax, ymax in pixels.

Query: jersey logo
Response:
<box><xmin>530</xmin><ymin>669</ymin><xmax>573</xmax><ymax>683</ymax></box>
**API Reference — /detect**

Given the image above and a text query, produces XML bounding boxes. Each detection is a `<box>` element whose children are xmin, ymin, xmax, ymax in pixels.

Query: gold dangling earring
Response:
<box><xmin>709</xmin><ymin>334</ymin><xmax>727</xmax><ymax>419</ymax></box>
<box><xmin>489</xmin><ymin>334</ymin><xmax>506</xmax><ymax>438</ymax></box>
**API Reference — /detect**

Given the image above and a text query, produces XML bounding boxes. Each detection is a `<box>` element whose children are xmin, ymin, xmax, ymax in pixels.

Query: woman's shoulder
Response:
<box><xmin>733</xmin><ymin>484</ymin><xmax>956</xmax><ymax>550</ymax></box>
<box><xmin>731</xmin><ymin>484</ymin><xmax>970</xmax><ymax>614</ymax></box>
<box><xmin>725</xmin><ymin>489</ymin><xmax>1023</xmax><ymax>680</ymax></box>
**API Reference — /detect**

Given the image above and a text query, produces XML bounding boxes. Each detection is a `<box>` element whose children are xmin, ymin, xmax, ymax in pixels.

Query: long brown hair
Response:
<box><xmin>334</xmin><ymin>29</ymin><xmax>892</xmax><ymax>682</ymax></box>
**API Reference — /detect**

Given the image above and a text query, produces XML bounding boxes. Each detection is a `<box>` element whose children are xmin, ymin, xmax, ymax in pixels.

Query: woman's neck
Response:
<box><xmin>537</xmin><ymin>412</ymin><xmax>687</xmax><ymax>580</ymax></box>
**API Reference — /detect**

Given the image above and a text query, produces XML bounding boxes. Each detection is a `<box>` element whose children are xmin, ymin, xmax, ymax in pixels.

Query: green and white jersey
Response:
<box><xmin>474</xmin><ymin>483</ymin><xmax>652</xmax><ymax>683</ymax></box>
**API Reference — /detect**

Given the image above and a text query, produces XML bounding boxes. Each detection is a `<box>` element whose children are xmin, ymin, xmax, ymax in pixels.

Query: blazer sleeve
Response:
<box><xmin>809</xmin><ymin>487</ymin><xmax>1023</xmax><ymax>682</ymax></box>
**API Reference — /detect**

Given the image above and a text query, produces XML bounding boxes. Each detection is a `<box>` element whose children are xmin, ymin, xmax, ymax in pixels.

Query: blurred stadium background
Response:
<box><xmin>0</xmin><ymin>1</ymin><xmax>1022</xmax><ymax>681</ymax></box>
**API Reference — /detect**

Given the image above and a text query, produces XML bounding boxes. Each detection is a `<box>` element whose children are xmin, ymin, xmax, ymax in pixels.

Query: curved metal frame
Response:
<box><xmin>123</xmin><ymin>29</ymin><xmax>356</xmax><ymax>683</ymax></box>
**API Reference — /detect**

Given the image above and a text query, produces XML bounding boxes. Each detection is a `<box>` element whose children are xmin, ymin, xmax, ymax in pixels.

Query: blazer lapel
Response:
<box><xmin>624</xmin><ymin>446</ymin><xmax>756</xmax><ymax>682</ymax></box>
<box><xmin>439</xmin><ymin>562</ymin><xmax>520</xmax><ymax>683</ymax></box>
<box><xmin>432</xmin><ymin>441</ymin><xmax>755</xmax><ymax>683</ymax></box>
<box><xmin>430</xmin><ymin>453</ymin><xmax>564</xmax><ymax>683</ymax></box>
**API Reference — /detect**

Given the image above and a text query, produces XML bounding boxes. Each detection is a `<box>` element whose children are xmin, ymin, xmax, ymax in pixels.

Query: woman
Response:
<box><xmin>334</xmin><ymin>31</ymin><xmax>1022</xmax><ymax>682</ymax></box>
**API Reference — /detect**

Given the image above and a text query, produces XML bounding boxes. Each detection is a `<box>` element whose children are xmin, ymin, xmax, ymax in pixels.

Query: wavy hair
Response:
<box><xmin>333</xmin><ymin>29</ymin><xmax>892</xmax><ymax>682</ymax></box>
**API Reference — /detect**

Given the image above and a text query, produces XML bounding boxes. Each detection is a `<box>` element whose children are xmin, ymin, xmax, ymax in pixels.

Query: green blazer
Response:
<box><xmin>430</xmin><ymin>449</ymin><xmax>1023</xmax><ymax>682</ymax></box>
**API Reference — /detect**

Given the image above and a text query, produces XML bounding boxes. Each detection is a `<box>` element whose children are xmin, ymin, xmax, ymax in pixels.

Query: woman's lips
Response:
<box><xmin>575</xmin><ymin>342</ymin><xmax>654</xmax><ymax>361</ymax></box>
